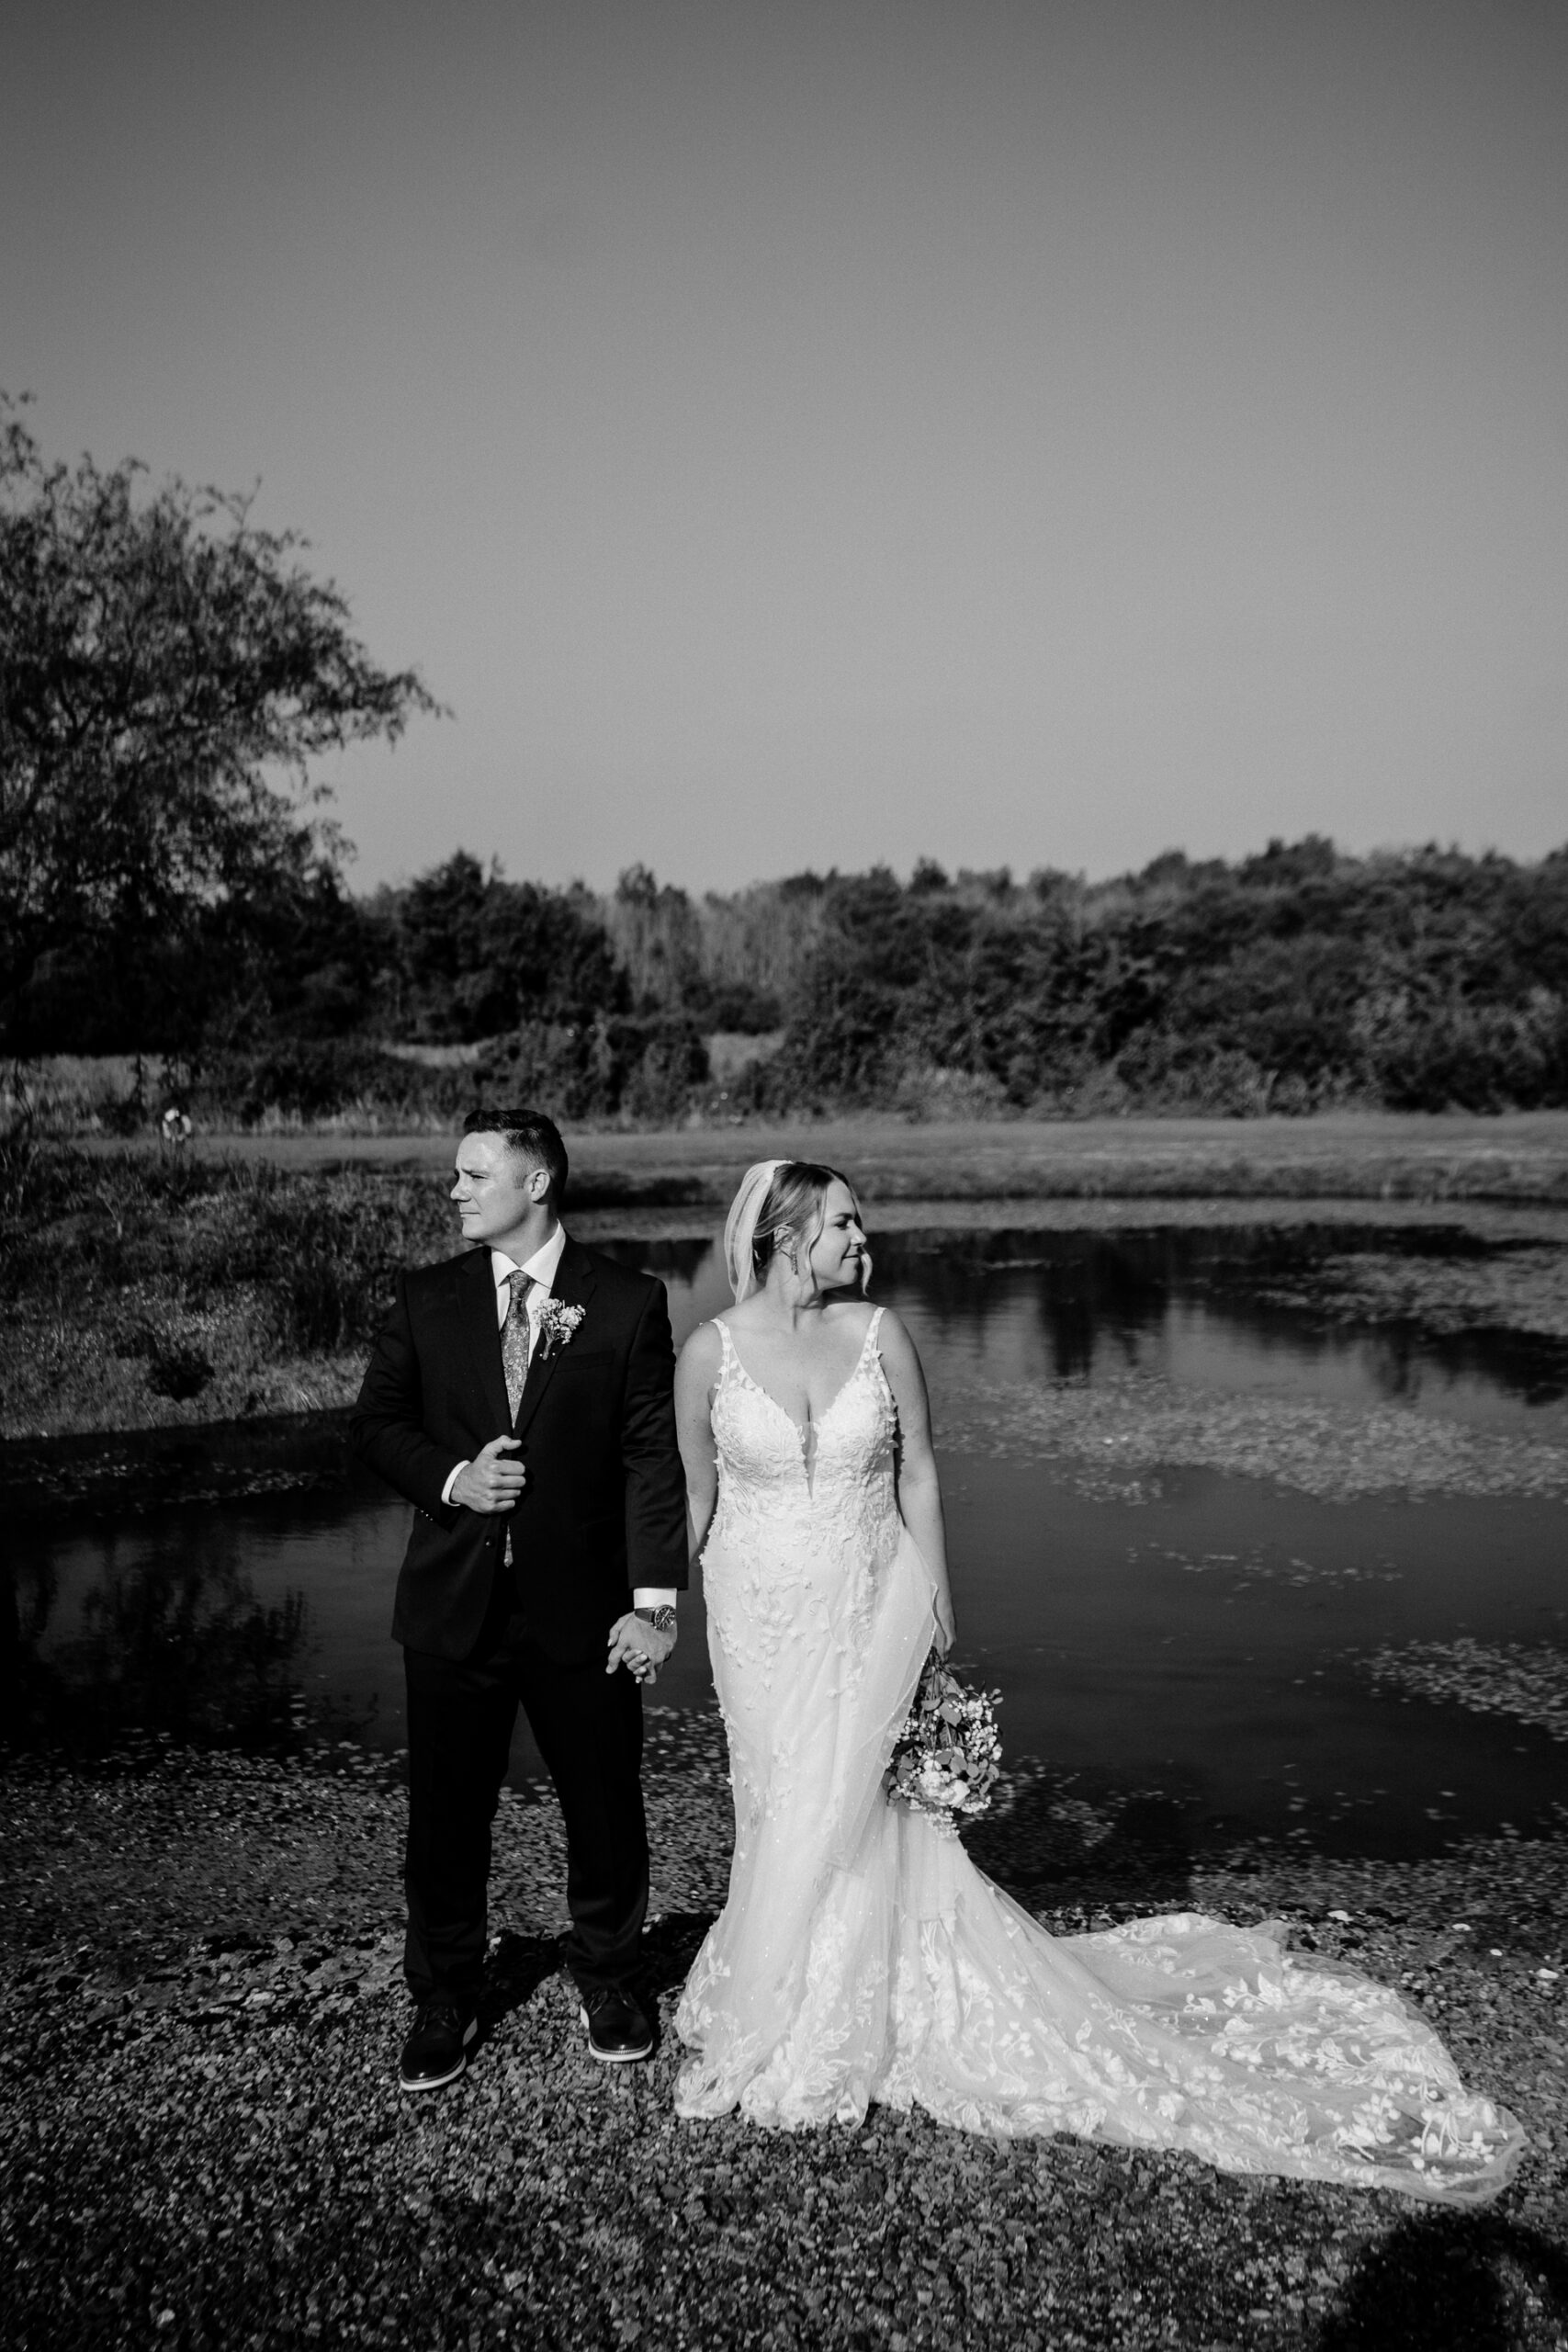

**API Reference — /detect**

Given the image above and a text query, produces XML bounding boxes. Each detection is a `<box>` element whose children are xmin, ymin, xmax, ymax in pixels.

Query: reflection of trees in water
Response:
<box><xmin>584</xmin><ymin>1220</ymin><xmax>1564</xmax><ymax>1406</ymax></box>
<box><xmin>597</xmin><ymin>1232</ymin><xmax>715</xmax><ymax>1288</ymax></box>
<box><xmin>1341</xmin><ymin>1299</ymin><xmax>1568</xmax><ymax>1408</ymax></box>
<box><xmin>1190</xmin><ymin>1225</ymin><xmax>1568</xmax><ymax>1406</ymax></box>
<box><xmin>597</xmin><ymin>1235</ymin><xmax>716</xmax><ymax>1286</ymax></box>
<box><xmin>6</xmin><ymin>1529</ymin><xmax>314</xmax><ymax>1757</ymax></box>
<box><xmin>874</xmin><ymin>1230</ymin><xmax>1168</xmax><ymax>1383</ymax></box>
<box><xmin>868</xmin><ymin>1224</ymin><xmax>1568</xmax><ymax>1407</ymax></box>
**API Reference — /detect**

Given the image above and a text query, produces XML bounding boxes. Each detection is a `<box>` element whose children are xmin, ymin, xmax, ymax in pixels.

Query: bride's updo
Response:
<box><xmin>723</xmin><ymin>1159</ymin><xmax>871</xmax><ymax>1302</ymax></box>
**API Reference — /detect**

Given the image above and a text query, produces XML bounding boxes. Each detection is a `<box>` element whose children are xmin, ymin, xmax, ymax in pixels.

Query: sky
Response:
<box><xmin>5</xmin><ymin>0</ymin><xmax>1566</xmax><ymax>895</ymax></box>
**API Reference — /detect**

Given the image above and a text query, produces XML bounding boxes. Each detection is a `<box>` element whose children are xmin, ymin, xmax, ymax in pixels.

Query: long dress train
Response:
<box><xmin>673</xmin><ymin>1312</ymin><xmax>1525</xmax><ymax>2204</ymax></box>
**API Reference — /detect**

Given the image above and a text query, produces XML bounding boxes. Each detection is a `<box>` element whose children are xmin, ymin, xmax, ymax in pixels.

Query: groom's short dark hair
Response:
<box><xmin>465</xmin><ymin>1106</ymin><xmax>569</xmax><ymax>1208</ymax></box>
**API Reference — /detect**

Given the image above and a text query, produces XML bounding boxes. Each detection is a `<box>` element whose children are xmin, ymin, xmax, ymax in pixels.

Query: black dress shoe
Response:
<box><xmin>399</xmin><ymin>1997</ymin><xmax>478</xmax><ymax>2094</ymax></box>
<box><xmin>580</xmin><ymin>1984</ymin><xmax>653</xmax><ymax>2064</ymax></box>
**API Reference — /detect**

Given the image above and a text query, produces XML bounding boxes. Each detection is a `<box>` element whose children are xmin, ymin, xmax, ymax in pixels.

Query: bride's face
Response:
<box><xmin>803</xmin><ymin>1180</ymin><xmax>868</xmax><ymax>1294</ymax></box>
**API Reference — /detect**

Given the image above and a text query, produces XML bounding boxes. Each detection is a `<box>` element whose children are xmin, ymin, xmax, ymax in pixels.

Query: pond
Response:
<box><xmin>13</xmin><ymin>1215</ymin><xmax>1567</xmax><ymax>1860</ymax></box>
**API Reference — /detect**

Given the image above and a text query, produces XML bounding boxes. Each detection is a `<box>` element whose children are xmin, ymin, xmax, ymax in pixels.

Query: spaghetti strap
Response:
<box><xmin>861</xmin><ymin>1307</ymin><xmax>891</xmax><ymax>1410</ymax></box>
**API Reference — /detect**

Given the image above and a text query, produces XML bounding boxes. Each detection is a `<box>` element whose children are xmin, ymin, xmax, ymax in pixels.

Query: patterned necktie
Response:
<box><xmin>502</xmin><ymin>1269</ymin><xmax>533</xmax><ymax>1419</ymax></box>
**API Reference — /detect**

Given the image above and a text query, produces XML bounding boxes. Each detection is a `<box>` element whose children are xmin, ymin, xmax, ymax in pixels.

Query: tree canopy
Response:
<box><xmin>10</xmin><ymin>832</ymin><xmax>1568</xmax><ymax>1120</ymax></box>
<box><xmin>3</xmin><ymin>422</ymin><xmax>1563</xmax><ymax>1129</ymax></box>
<box><xmin>0</xmin><ymin>396</ymin><xmax>440</xmax><ymax>1013</ymax></box>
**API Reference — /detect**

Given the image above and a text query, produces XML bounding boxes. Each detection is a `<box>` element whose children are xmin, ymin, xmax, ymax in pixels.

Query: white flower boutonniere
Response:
<box><xmin>536</xmin><ymin>1298</ymin><xmax>586</xmax><ymax>1359</ymax></box>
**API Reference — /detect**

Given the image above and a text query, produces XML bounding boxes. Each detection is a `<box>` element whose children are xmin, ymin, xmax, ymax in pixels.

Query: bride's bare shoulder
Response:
<box><xmin>677</xmin><ymin>1326</ymin><xmax>724</xmax><ymax>1411</ymax></box>
<box><xmin>676</xmin><ymin>1319</ymin><xmax>725</xmax><ymax>1377</ymax></box>
<box><xmin>867</xmin><ymin>1303</ymin><xmax>921</xmax><ymax>1368</ymax></box>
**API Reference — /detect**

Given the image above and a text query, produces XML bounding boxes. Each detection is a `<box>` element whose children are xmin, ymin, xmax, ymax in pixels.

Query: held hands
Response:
<box><xmin>606</xmin><ymin>1611</ymin><xmax>677</xmax><ymax>1685</ymax></box>
<box><xmin>451</xmin><ymin>1436</ymin><xmax>525</xmax><ymax>1514</ymax></box>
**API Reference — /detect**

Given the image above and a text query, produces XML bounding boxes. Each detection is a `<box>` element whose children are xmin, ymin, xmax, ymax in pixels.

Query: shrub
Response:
<box><xmin>143</xmin><ymin>1344</ymin><xmax>216</xmax><ymax>1402</ymax></box>
<box><xmin>1112</xmin><ymin>1031</ymin><xmax>1280</xmax><ymax>1117</ymax></box>
<box><xmin>1353</xmin><ymin>988</ymin><xmax>1568</xmax><ymax>1112</ymax></box>
<box><xmin>472</xmin><ymin>1014</ymin><xmax>710</xmax><ymax>1125</ymax></box>
<box><xmin>231</xmin><ymin>1166</ymin><xmax>457</xmax><ymax>1351</ymax></box>
<box><xmin>189</xmin><ymin>1036</ymin><xmax>464</xmax><ymax>1125</ymax></box>
<box><xmin>891</xmin><ymin>1062</ymin><xmax>1010</xmax><ymax>1123</ymax></box>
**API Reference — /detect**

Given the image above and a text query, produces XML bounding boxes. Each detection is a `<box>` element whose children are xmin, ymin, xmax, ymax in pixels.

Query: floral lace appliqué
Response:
<box><xmin>672</xmin><ymin>1311</ymin><xmax>1525</xmax><ymax>2204</ymax></box>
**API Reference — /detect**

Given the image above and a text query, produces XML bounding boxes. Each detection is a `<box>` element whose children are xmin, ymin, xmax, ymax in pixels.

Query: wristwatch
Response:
<box><xmin>636</xmin><ymin>1605</ymin><xmax>677</xmax><ymax>1635</ymax></box>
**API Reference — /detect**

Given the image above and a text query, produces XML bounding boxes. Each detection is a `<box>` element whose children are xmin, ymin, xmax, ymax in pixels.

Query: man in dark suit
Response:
<box><xmin>351</xmin><ymin>1107</ymin><xmax>688</xmax><ymax>2092</ymax></box>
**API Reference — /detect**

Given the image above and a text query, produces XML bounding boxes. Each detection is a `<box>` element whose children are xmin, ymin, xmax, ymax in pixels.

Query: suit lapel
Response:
<box><xmin>513</xmin><ymin>1238</ymin><xmax>598</xmax><ymax>1442</ymax></box>
<box><xmin>457</xmin><ymin>1247</ymin><xmax>512</xmax><ymax>1438</ymax></box>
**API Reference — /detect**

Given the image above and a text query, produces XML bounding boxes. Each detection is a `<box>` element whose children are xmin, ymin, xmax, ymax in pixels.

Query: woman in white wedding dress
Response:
<box><xmin>671</xmin><ymin>1161</ymin><xmax>1525</xmax><ymax>2203</ymax></box>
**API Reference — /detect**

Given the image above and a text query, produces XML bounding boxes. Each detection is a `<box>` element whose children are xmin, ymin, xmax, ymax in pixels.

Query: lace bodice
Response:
<box><xmin>709</xmin><ymin>1308</ymin><xmax>903</xmax><ymax>1570</ymax></box>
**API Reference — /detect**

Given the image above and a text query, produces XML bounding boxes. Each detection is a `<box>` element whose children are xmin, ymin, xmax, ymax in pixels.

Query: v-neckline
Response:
<box><xmin>721</xmin><ymin>1314</ymin><xmax>879</xmax><ymax>1487</ymax></box>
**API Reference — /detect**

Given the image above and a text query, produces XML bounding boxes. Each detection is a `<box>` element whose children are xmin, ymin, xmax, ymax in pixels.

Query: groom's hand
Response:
<box><xmin>606</xmin><ymin>1611</ymin><xmax>676</xmax><ymax>1684</ymax></box>
<box><xmin>450</xmin><ymin>1437</ymin><xmax>525</xmax><ymax>1513</ymax></box>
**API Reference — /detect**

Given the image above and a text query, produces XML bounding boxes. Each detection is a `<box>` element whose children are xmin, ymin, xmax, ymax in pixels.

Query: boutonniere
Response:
<box><xmin>536</xmin><ymin>1298</ymin><xmax>586</xmax><ymax>1359</ymax></box>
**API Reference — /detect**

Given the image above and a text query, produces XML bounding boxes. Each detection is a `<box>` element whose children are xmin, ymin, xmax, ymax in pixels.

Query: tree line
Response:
<box><xmin>5</xmin><ymin>398</ymin><xmax>1565</xmax><ymax>1125</ymax></box>
<box><xmin>10</xmin><ymin>836</ymin><xmax>1568</xmax><ymax>1121</ymax></box>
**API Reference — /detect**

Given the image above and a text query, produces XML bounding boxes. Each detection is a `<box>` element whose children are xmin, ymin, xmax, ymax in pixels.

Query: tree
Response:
<box><xmin>0</xmin><ymin>395</ymin><xmax>441</xmax><ymax>1017</ymax></box>
<box><xmin>389</xmin><ymin>852</ymin><xmax>626</xmax><ymax>1041</ymax></box>
<box><xmin>604</xmin><ymin>864</ymin><xmax>705</xmax><ymax>1012</ymax></box>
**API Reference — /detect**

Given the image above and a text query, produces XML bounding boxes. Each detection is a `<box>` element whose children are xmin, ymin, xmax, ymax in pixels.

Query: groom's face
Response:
<box><xmin>451</xmin><ymin>1132</ymin><xmax>547</xmax><ymax>1248</ymax></box>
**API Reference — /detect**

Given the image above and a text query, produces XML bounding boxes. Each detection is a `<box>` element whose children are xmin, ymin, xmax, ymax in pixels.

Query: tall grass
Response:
<box><xmin>3</xmin><ymin>1146</ymin><xmax>454</xmax><ymax>1344</ymax></box>
<box><xmin>0</xmin><ymin>1145</ymin><xmax>459</xmax><ymax>1436</ymax></box>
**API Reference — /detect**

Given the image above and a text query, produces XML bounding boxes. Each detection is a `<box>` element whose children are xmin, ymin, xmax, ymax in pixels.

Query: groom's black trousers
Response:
<box><xmin>402</xmin><ymin>1606</ymin><xmax>647</xmax><ymax>2007</ymax></box>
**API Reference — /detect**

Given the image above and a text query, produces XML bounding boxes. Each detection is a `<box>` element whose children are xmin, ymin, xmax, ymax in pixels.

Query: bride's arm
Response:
<box><xmin>674</xmin><ymin>1322</ymin><xmax>724</xmax><ymax>1564</ymax></box>
<box><xmin>876</xmin><ymin>1309</ymin><xmax>956</xmax><ymax>1655</ymax></box>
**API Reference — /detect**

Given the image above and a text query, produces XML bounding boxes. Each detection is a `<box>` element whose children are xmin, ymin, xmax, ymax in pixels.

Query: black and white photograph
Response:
<box><xmin>4</xmin><ymin>4</ymin><xmax>1567</xmax><ymax>2346</ymax></box>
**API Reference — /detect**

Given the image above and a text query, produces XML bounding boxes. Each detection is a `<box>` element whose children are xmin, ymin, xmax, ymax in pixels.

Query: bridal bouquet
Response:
<box><xmin>887</xmin><ymin>1658</ymin><xmax>1002</xmax><ymax>1836</ymax></box>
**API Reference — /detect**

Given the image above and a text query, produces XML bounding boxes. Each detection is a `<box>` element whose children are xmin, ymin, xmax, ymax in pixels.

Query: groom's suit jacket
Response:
<box><xmin>350</xmin><ymin>1238</ymin><xmax>688</xmax><ymax>1667</ymax></box>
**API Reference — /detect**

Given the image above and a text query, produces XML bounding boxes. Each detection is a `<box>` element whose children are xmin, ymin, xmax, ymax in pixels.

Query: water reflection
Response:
<box><xmin>604</xmin><ymin>1221</ymin><xmax>1568</xmax><ymax>1434</ymax></box>
<box><xmin>8</xmin><ymin>1216</ymin><xmax>1566</xmax><ymax>1857</ymax></box>
<box><xmin>7</xmin><ymin>1531</ymin><xmax>314</xmax><ymax>1754</ymax></box>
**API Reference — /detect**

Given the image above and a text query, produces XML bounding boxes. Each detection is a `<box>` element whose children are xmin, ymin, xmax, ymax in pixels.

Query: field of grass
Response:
<box><xmin>129</xmin><ymin>1109</ymin><xmax>1568</xmax><ymax>1206</ymax></box>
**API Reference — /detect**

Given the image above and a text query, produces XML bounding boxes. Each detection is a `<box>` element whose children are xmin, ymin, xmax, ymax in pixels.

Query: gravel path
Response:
<box><xmin>5</xmin><ymin>1722</ymin><xmax>1566</xmax><ymax>2352</ymax></box>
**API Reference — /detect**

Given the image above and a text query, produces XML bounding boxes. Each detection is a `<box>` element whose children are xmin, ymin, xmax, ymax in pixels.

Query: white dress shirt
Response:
<box><xmin>440</xmin><ymin>1223</ymin><xmax>675</xmax><ymax>1613</ymax></box>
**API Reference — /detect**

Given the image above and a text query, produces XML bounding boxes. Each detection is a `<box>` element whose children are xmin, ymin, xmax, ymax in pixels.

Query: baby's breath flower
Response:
<box><xmin>887</xmin><ymin>1659</ymin><xmax>1002</xmax><ymax>1836</ymax></box>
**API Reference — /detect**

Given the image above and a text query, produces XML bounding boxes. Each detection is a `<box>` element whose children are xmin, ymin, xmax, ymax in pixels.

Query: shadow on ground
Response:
<box><xmin>1316</xmin><ymin>2214</ymin><xmax>1568</xmax><ymax>2348</ymax></box>
<box><xmin>471</xmin><ymin>1915</ymin><xmax>717</xmax><ymax>2062</ymax></box>
<box><xmin>474</xmin><ymin>1928</ymin><xmax>563</xmax><ymax>2052</ymax></box>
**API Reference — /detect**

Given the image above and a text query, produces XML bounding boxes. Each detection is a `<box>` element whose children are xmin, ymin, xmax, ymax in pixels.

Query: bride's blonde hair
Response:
<box><xmin>724</xmin><ymin>1160</ymin><xmax>871</xmax><ymax>1302</ymax></box>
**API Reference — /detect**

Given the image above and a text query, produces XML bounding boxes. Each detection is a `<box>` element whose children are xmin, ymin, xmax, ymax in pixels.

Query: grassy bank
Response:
<box><xmin>1</xmin><ymin>1144</ymin><xmax>459</xmax><ymax>1442</ymax></box>
<box><xmin>3</xmin><ymin>1727</ymin><xmax>1565</xmax><ymax>2351</ymax></box>
<box><xmin>6</xmin><ymin>1135</ymin><xmax>1568</xmax><ymax>1487</ymax></box>
<box><xmin>108</xmin><ymin>1109</ymin><xmax>1568</xmax><ymax>1206</ymax></box>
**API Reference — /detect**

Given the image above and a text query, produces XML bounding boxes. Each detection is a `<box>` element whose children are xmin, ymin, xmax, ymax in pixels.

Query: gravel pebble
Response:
<box><xmin>4</xmin><ymin>1725</ymin><xmax>1566</xmax><ymax>2351</ymax></box>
